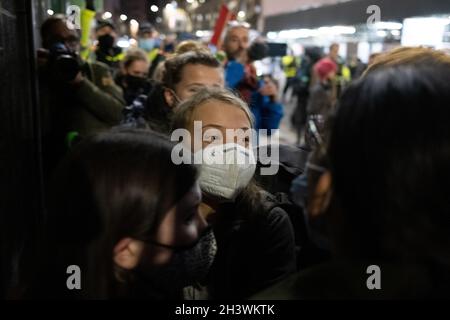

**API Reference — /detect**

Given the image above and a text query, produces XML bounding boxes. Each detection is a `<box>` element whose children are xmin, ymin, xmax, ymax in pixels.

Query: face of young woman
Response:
<box><xmin>174</xmin><ymin>64</ymin><xmax>224</xmax><ymax>101</ymax></box>
<box><xmin>126</xmin><ymin>60</ymin><xmax>149</xmax><ymax>78</ymax></box>
<box><xmin>188</xmin><ymin>99</ymin><xmax>252</xmax><ymax>151</ymax></box>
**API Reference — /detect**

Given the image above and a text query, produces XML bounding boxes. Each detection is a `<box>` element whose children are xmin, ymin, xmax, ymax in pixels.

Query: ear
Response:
<box><xmin>309</xmin><ymin>171</ymin><xmax>333</xmax><ymax>218</ymax></box>
<box><xmin>113</xmin><ymin>238</ymin><xmax>144</xmax><ymax>270</ymax></box>
<box><xmin>164</xmin><ymin>88</ymin><xmax>175</xmax><ymax>108</ymax></box>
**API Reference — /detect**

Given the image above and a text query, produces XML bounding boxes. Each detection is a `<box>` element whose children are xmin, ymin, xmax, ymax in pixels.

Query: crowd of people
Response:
<box><xmin>10</xmin><ymin>12</ymin><xmax>450</xmax><ymax>299</ymax></box>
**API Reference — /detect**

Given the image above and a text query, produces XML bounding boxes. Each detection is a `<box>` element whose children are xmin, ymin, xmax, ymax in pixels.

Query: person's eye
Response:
<box><xmin>205</xmin><ymin>135</ymin><xmax>220</xmax><ymax>142</ymax></box>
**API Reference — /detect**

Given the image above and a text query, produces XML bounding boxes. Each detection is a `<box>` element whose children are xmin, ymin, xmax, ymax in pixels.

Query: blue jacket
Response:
<box><xmin>226</xmin><ymin>62</ymin><xmax>284</xmax><ymax>134</ymax></box>
<box><xmin>250</xmin><ymin>83</ymin><xmax>284</xmax><ymax>135</ymax></box>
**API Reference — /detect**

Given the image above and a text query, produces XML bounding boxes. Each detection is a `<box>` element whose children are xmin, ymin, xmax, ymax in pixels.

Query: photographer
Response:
<box><xmin>38</xmin><ymin>15</ymin><xmax>125</xmax><ymax>177</ymax></box>
<box><xmin>223</xmin><ymin>23</ymin><xmax>283</xmax><ymax>134</ymax></box>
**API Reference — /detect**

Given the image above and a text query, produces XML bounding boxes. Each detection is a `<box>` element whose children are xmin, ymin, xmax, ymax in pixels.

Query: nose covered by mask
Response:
<box><xmin>140</xmin><ymin>227</ymin><xmax>217</xmax><ymax>294</ymax></box>
<box><xmin>195</xmin><ymin>143</ymin><xmax>257</xmax><ymax>200</ymax></box>
<box><xmin>98</xmin><ymin>34</ymin><xmax>115</xmax><ymax>51</ymax></box>
<box><xmin>139</xmin><ymin>38</ymin><xmax>157</xmax><ymax>52</ymax></box>
<box><xmin>125</xmin><ymin>75</ymin><xmax>150</xmax><ymax>92</ymax></box>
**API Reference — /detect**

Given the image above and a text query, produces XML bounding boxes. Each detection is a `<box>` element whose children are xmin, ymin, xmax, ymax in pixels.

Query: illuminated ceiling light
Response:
<box><xmin>377</xmin><ymin>30</ymin><xmax>388</xmax><ymax>37</ymax></box>
<box><xmin>237</xmin><ymin>11</ymin><xmax>246</xmax><ymax>19</ymax></box>
<box><xmin>195</xmin><ymin>30</ymin><xmax>212</xmax><ymax>38</ymax></box>
<box><xmin>375</xmin><ymin>21</ymin><xmax>403</xmax><ymax>30</ymax></box>
<box><xmin>47</xmin><ymin>9</ymin><xmax>54</xmax><ymax>16</ymax></box>
<box><xmin>151</xmin><ymin>5</ymin><xmax>159</xmax><ymax>13</ymax></box>
<box><xmin>166</xmin><ymin>2</ymin><xmax>177</xmax><ymax>11</ymax></box>
<box><xmin>267</xmin><ymin>32</ymin><xmax>278</xmax><ymax>40</ymax></box>
<box><xmin>120</xmin><ymin>14</ymin><xmax>128</xmax><ymax>21</ymax></box>
<box><xmin>318</xmin><ymin>26</ymin><xmax>356</xmax><ymax>35</ymax></box>
<box><xmin>277</xmin><ymin>29</ymin><xmax>318</xmax><ymax>39</ymax></box>
<box><xmin>102</xmin><ymin>11</ymin><xmax>112</xmax><ymax>20</ymax></box>
<box><xmin>117</xmin><ymin>39</ymin><xmax>130</xmax><ymax>48</ymax></box>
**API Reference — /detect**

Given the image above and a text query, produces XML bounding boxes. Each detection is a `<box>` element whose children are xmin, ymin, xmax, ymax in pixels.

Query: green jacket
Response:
<box><xmin>40</xmin><ymin>60</ymin><xmax>125</xmax><ymax>154</ymax></box>
<box><xmin>70</xmin><ymin>61</ymin><xmax>125</xmax><ymax>136</ymax></box>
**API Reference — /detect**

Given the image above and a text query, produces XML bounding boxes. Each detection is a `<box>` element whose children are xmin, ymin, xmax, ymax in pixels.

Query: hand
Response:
<box><xmin>259</xmin><ymin>81</ymin><xmax>278</xmax><ymax>99</ymax></box>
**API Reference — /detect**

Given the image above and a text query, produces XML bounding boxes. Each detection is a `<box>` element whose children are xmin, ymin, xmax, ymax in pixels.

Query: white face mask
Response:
<box><xmin>194</xmin><ymin>143</ymin><xmax>257</xmax><ymax>200</ymax></box>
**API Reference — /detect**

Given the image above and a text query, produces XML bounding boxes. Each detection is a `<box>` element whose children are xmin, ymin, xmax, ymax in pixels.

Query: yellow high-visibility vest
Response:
<box><xmin>105</xmin><ymin>52</ymin><xmax>125</xmax><ymax>63</ymax></box>
<box><xmin>282</xmin><ymin>55</ymin><xmax>297</xmax><ymax>78</ymax></box>
<box><xmin>147</xmin><ymin>48</ymin><xmax>160</xmax><ymax>63</ymax></box>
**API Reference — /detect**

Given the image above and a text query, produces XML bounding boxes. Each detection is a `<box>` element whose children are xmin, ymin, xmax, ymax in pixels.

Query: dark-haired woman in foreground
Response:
<box><xmin>28</xmin><ymin>130</ymin><xmax>216</xmax><ymax>299</ymax></box>
<box><xmin>256</xmin><ymin>49</ymin><xmax>450</xmax><ymax>299</ymax></box>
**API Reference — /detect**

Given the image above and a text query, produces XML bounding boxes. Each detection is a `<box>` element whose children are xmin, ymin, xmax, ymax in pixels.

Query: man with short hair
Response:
<box><xmin>223</xmin><ymin>22</ymin><xmax>251</xmax><ymax>64</ymax></box>
<box><xmin>222</xmin><ymin>22</ymin><xmax>284</xmax><ymax>134</ymax></box>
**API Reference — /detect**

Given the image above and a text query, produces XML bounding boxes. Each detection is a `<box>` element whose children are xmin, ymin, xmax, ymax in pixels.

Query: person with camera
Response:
<box><xmin>38</xmin><ymin>15</ymin><xmax>126</xmax><ymax>178</ymax></box>
<box><xmin>223</xmin><ymin>22</ymin><xmax>284</xmax><ymax>135</ymax></box>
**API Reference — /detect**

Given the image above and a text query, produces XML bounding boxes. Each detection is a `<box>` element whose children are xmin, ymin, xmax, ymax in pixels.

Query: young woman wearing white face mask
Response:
<box><xmin>172</xmin><ymin>88</ymin><xmax>297</xmax><ymax>299</ymax></box>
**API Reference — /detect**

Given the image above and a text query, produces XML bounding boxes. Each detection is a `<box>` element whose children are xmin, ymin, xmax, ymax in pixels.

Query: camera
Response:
<box><xmin>248</xmin><ymin>41</ymin><xmax>269</xmax><ymax>62</ymax></box>
<box><xmin>48</xmin><ymin>42</ymin><xmax>81</xmax><ymax>82</ymax></box>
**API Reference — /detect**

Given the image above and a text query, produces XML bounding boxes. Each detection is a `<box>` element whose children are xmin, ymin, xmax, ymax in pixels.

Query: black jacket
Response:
<box><xmin>307</xmin><ymin>82</ymin><xmax>334</xmax><ymax>117</ymax></box>
<box><xmin>252</xmin><ymin>260</ymin><xmax>450</xmax><ymax>299</ymax></box>
<box><xmin>207</xmin><ymin>196</ymin><xmax>297</xmax><ymax>299</ymax></box>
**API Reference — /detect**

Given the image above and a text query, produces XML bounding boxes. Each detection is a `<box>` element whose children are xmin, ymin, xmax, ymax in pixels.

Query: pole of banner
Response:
<box><xmin>80</xmin><ymin>0</ymin><xmax>96</xmax><ymax>61</ymax></box>
<box><xmin>210</xmin><ymin>4</ymin><xmax>231</xmax><ymax>49</ymax></box>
